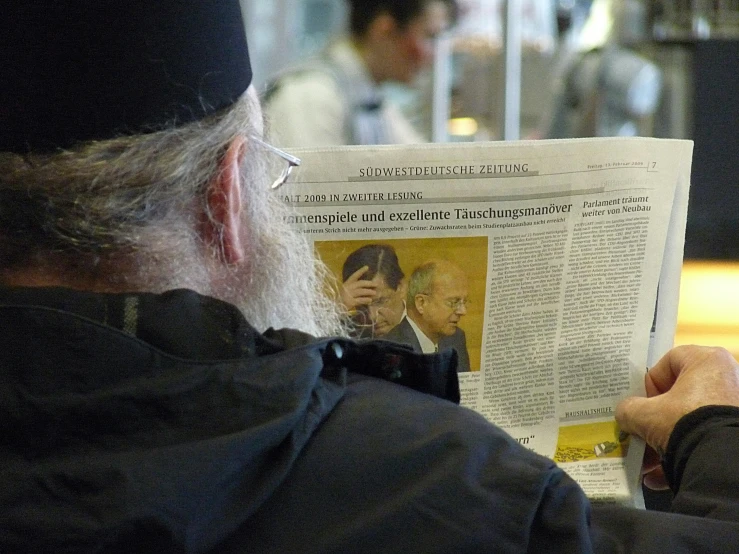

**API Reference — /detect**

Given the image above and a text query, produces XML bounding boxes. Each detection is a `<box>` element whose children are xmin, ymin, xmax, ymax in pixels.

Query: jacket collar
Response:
<box><xmin>0</xmin><ymin>286</ymin><xmax>458</xmax><ymax>551</ymax></box>
<box><xmin>0</xmin><ymin>286</ymin><xmax>460</xmax><ymax>402</ymax></box>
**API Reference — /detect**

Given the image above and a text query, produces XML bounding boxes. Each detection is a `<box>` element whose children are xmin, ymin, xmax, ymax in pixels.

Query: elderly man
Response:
<box><xmin>2</xmin><ymin>2</ymin><xmax>739</xmax><ymax>553</ymax></box>
<box><xmin>385</xmin><ymin>259</ymin><xmax>472</xmax><ymax>372</ymax></box>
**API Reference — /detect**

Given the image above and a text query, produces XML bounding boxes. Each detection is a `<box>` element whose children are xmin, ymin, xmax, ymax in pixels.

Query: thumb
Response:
<box><xmin>615</xmin><ymin>395</ymin><xmax>672</xmax><ymax>454</ymax></box>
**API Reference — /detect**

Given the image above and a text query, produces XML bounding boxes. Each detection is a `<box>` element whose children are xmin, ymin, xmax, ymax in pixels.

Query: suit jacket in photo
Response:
<box><xmin>385</xmin><ymin>317</ymin><xmax>471</xmax><ymax>373</ymax></box>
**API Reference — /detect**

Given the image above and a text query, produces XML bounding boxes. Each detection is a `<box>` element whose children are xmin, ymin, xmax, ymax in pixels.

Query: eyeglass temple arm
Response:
<box><xmin>249</xmin><ymin>135</ymin><xmax>302</xmax><ymax>167</ymax></box>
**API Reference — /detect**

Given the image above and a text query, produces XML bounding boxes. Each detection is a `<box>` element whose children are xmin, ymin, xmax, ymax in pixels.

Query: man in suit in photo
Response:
<box><xmin>385</xmin><ymin>259</ymin><xmax>471</xmax><ymax>372</ymax></box>
<box><xmin>339</xmin><ymin>244</ymin><xmax>408</xmax><ymax>338</ymax></box>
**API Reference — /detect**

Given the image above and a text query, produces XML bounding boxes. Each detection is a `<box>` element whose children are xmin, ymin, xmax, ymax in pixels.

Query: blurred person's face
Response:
<box><xmin>415</xmin><ymin>270</ymin><xmax>468</xmax><ymax>342</ymax></box>
<box><xmin>386</xmin><ymin>1</ymin><xmax>449</xmax><ymax>84</ymax></box>
<box><xmin>363</xmin><ymin>274</ymin><xmax>406</xmax><ymax>336</ymax></box>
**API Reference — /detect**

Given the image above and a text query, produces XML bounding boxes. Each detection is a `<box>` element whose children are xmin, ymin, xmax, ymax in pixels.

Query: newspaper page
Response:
<box><xmin>279</xmin><ymin>137</ymin><xmax>693</xmax><ymax>504</ymax></box>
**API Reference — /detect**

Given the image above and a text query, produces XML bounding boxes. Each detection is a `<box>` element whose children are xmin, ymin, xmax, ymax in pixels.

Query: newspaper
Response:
<box><xmin>279</xmin><ymin>137</ymin><xmax>693</xmax><ymax>505</ymax></box>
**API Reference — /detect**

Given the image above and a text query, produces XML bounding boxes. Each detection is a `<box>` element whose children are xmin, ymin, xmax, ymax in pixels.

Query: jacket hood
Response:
<box><xmin>0</xmin><ymin>287</ymin><xmax>458</xmax><ymax>552</ymax></box>
<box><xmin>0</xmin><ymin>288</ymin><xmax>346</xmax><ymax>552</ymax></box>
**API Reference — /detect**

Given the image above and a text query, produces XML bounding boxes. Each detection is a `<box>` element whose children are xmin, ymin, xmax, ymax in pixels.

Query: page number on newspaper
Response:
<box><xmin>648</xmin><ymin>161</ymin><xmax>658</xmax><ymax>172</ymax></box>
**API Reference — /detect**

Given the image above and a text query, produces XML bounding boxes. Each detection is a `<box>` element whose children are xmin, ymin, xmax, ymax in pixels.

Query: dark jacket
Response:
<box><xmin>1</xmin><ymin>286</ymin><xmax>739</xmax><ymax>553</ymax></box>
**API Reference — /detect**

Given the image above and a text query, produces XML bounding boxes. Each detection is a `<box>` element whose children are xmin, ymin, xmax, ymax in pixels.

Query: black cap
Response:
<box><xmin>0</xmin><ymin>1</ymin><xmax>252</xmax><ymax>153</ymax></box>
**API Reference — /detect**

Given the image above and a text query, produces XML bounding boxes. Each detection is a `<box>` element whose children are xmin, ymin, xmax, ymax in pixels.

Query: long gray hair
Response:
<box><xmin>0</xmin><ymin>94</ymin><xmax>346</xmax><ymax>336</ymax></box>
<box><xmin>0</xmin><ymin>93</ymin><xmax>263</xmax><ymax>285</ymax></box>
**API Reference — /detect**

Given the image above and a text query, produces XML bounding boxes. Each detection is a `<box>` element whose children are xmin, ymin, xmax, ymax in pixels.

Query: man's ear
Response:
<box><xmin>204</xmin><ymin>136</ymin><xmax>246</xmax><ymax>264</ymax></box>
<box><xmin>414</xmin><ymin>293</ymin><xmax>426</xmax><ymax>314</ymax></box>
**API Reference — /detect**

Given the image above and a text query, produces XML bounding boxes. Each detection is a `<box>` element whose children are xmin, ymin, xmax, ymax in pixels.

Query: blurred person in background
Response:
<box><xmin>544</xmin><ymin>0</ymin><xmax>662</xmax><ymax>138</ymax></box>
<box><xmin>264</xmin><ymin>0</ymin><xmax>458</xmax><ymax>146</ymax></box>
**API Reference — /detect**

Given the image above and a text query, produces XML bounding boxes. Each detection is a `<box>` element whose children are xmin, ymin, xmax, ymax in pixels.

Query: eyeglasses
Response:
<box><xmin>249</xmin><ymin>135</ymin><xmax>301</xmax><ymax>190</ymax></box>
<box><xmin>368</xmin><ymin>295</ymin><xmax>393</xmax><ymax>310</ymax></box>
<box><xmin>444</xmin><ymin>298</ymin><xmax>470</xmax><ymax>311</ymax></box>
<box><xmin>420</xmin><ymin>293</ymin><xmax>470</xmax><ymax>311</ymax></box>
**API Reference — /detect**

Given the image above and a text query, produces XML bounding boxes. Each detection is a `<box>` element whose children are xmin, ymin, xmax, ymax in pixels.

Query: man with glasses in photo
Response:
<box><xmin>339</xmin><ymin>243</ymin><xmax>408</xmax><ymax>338</ymax></box>
<box><xmin>385</xmin><ymin>259</ymin><xmax>472</xmax><ymax>372</ymax></box>
<box><xmin>3</xmin><ymin>1</ymin><xmax>739</xmax><ymax>552</ymax></box>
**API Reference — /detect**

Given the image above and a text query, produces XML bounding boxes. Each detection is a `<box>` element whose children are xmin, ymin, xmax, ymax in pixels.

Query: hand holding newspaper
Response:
<box><xmin>280</xmin><ymin>137</ymin><xmax>693</xmax><ymax>505</ymax></box>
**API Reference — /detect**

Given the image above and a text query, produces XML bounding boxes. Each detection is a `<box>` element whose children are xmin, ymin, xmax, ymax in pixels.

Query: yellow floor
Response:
<box><xmin>674</xmin><ymin>260</ymin><xmax>739</xmax><ymax>360</ymax></box>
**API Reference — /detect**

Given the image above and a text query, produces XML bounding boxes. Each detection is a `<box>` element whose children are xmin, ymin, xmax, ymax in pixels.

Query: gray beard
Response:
<box><xmin>217</xmin><ymin>155</ymin><xmax>348</xmax><ymax>338</ymax></box>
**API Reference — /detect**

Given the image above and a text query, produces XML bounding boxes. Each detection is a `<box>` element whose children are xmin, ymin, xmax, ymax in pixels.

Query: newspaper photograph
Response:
<box><xmin>279</xmin><ymin>137</ymin><xmax>694</xmax><ymax>504</ymax></box>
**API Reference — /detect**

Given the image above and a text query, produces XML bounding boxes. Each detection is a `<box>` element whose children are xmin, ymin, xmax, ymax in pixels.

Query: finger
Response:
<box><xmin>641</xmin><ymin>445</ymin><xmax>662</xmax><ymax>474</ymax></box>
<box><xmin>340</xmin><ymin>275</ymin><xmax>376</xmax><ymax>310</ymax></box>
<box><xmin>615</xmin><ymin>395</ymin><xmax>643</xmax><ymax>436</ymax></box>
<box><xmin>643</xmin><ymin>466</ymin><xmax>670</xmax><ymax>491</ymax></box>
<box><xmin>345</xmin><ymin>285</ymin><xmax>378</xmax><ymax>300</ymax></box>
<box><xmin>644</xmin><ymin>348</ymin><xmax>684</xmax><ymax>396</ymax></box>
<box><xmin>345</xmin><ymin>282</ymin><xmax>378</xmax><ymax>294</ymax></box>
<box><xmin>615</xmin><ymin>395</ymin><xmax>655</xmax><ymax>441</ymax></box>
<box><xmin>345</xmin><ymin>265</ymin><xmax>370</xmax><ymax>285</ymax></box>
<box><xmin>350</xmin><ymin>294</ymin><xmax>376</xmax><ymax>306</ymax></box>
<box><xmin>616</xmin><ymin>395</ymin><xmax>675</xmax><ymax>454</ymax></box>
